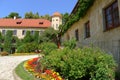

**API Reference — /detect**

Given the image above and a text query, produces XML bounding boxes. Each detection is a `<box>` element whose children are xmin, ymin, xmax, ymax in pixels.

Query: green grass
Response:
<box><xmin>15</xmin><ymin>61</ymin><xmax>35</xmax><ymax>80</ymax></box>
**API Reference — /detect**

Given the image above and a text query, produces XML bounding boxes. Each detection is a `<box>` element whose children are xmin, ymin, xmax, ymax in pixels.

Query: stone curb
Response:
<box><xmin>13</xmin><ymin>69</ymin><xmax>22</xmax><ymax>80</ymax></box>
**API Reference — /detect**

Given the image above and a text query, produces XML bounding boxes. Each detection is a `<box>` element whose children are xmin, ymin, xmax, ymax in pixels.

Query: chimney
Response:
<box><xmin>14</xmin><ymin>16</ymin><xmax>16</xmax><ymax>20</ymax></box>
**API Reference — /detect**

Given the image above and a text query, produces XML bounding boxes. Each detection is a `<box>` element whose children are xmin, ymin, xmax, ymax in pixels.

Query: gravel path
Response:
<box><xmin>0</xmin><ymin>55</ymin><xmax>38</xmax><ymax>80</ymax></box>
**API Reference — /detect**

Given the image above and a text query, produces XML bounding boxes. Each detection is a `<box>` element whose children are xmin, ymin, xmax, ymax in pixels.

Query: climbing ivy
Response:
<box><xmin>60</xmin><ymin>0</ymin><xmax>95</xmax><ymax>35</ymax></box>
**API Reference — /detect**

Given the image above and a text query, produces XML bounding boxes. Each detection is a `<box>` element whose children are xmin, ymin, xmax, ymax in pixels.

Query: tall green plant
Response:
<box><xmin>33</xmin><ymin>31</ymin><xmax>39</xmax><ymax>44</ymax></box>
<box><xmin>0</xmin><ymin>32</ymin><xmax>3</xmax><ymax>48</ymax></box>
<box><xmin>4</xmin><ymin>30</ymin><xmax>13</xmax><ymax>53</ymax></box>
<box><xmin>23</xmin><ymin>31</ymin><xmax>33</xmax><ymax>43</ymax></box>
<box><xmin>39</xmin><ymin>28</ymin><xmax>58</xmax><ymax>43</ymax></box>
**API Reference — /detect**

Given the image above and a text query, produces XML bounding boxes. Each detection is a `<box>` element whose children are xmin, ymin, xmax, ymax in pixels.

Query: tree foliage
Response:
<box><xmin>3</xmin><ymin>30</ymin><xmax>13</xmax><ymax>53</ymax></box>
<box><xmin>0</xmin><ymin>32</ymin><xmax>3</xmax><ymax>48</ymax></box>
<box><xmin>32</xmin><ymin>31</ymin><xmax>39</xmax><ymax>44</ymax></box>
<box><xmin>4</xmin><ymin>12</ymin><xmax>21</xmax><ymax>18</ymax></box>
<box><xmin>24</xmin><ymin>12</ymin><xmax>51</xmax><ymax>20</ymax></box>
<box><xmin>39</xmin><ymin>27</ymin><xmax>58</xmax><ymax>43</ymax></box>
<box><xmin>24</xmin><ymin>12</ymin><xmax>40</xmax><ymax>19</ymax></box>
<box><xmin>22</xmin><ymin>31</ymin><xmax>33</xmax><ymax>43</ymax></box>
<box><xmin>60</xmin><ymin>0</ymin><xmax>95</xmax><ymax>35</ymax></box>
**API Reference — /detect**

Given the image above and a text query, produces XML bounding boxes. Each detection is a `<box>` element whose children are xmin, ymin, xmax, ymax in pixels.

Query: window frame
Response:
<box><xmin>75</xmin><ymin>29</ymin><xmax>79</xmax><ymax>41</ymax></box>
<box><xmin>85</xmin><ymin>21</ymin><xmax>90</xmax><ymax>38</ymax></box>
<box><xmin>22</xmin><ymin>30</ymin><xmax>26</xmax><ymax>35</ymax></box>
<box><xmin>2</xmin><ymin>30</ymin><xmax>6</xmax><ymax>35</ymax></box>
<box><xmin>13</xmin><ymin>30</ymin><xmax>17</xmax><ymax>36</ymax></box>
<box><xmin>104</xmin><ymin>0</ymin><xmax>120</xmax><ymax>31</ymax></box>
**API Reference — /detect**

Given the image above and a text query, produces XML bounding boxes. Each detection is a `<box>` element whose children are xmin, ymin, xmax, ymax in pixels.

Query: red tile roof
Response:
<box><xmin>52</xmin><ymin>12</ymin><xmax>62</xmax><ymax>18</ymax></box>
<box><xmin>0</xmin><ymin>18</ymin><xmax>51</xmax><ymax>28</ymax></box>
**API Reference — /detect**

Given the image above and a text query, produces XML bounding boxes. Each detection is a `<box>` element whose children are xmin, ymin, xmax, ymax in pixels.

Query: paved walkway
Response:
<box><xmin>0</xmin><ymin>55</ymin><xmax>38</xmax><ymax>80</ymax></box>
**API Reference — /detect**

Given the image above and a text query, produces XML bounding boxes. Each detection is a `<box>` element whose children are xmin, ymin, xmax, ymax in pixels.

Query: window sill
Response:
<box><xmin>103</xmin><ymin>25</ymin><xmax>120</xmax><ymax>32</ymax></box>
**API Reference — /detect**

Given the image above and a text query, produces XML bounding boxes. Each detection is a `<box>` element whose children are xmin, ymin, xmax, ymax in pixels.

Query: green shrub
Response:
<box><xmin>63</xmin><ymin>38</ymin><xmax>76</xmax><ymax>49</ymax></box>
<box><xmin>17</xmin><ymin>43</ymin><xmax>38</xmax><ymax>53</ymax></box>
<box><xmin>0</xmin><ymin>51</ymin><xmax>9</xmax><ymax>56</ymax></box>
<box><xmin>38</xmin><ymin>42</ymin><xmax>57</xmax><ymax>55</ymax></box>
<box><xmin>115</xmin><ymin>71</ymin><xmax>120</xmax><ymax>80</ymax></box>
<box><xmin>40</xmin><ymin>47</ymin><xmax>116</xmax><ymax>80</ymax></box>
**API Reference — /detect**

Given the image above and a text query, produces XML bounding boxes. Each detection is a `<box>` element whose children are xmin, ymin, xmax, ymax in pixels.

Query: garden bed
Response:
<box><xmin>23</xmin><ymin>57</ymin><xmax>63</xmax><ymax>80</ymax></box>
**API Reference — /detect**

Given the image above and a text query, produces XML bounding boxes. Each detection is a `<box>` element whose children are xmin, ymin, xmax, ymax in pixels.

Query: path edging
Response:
<box><xmin>13</xmin><ymin>69</ymin><xmax>22</xmax><ymax>80</ymax></box>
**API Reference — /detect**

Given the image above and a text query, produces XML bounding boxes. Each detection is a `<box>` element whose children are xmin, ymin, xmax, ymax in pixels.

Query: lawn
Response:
<box><xmin>15</xmin><ymin>61</ymin><xmax>36</xmax><ymax>80</ymax></box>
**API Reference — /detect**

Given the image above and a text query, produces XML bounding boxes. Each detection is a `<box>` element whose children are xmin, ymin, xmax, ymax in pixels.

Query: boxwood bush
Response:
<box><xmin>38</xmin><ymin>42</ymin><xmax>58</xmax><ymax>55</ymax></box>
<box><xmin>40</xmin><ymin>47</ymin><xmax>116</xmax><ymax>80</ymax></box>
<box><xmin>17</xmin><ymin>43</ymin><xmax>38</xmax><ymax>53</ymax></box>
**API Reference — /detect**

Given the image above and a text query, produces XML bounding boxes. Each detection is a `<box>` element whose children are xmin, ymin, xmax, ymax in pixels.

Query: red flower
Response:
<box><xmin>45</xmin><ymin>70</ymin><xmax>52</xmax><ymax>74</ymax></box>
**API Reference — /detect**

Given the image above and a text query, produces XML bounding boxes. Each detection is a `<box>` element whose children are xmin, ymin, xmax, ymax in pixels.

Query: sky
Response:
<box><xmin>0</xmin><ymin>0</ymin><xmax>78</xmax><ymax>18</ymax></box>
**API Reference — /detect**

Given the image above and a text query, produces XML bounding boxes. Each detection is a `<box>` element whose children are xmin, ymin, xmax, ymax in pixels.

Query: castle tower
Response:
<box><xmin>51</xmin><ymin>12</ymin><xmax>62</xmax><ymax>30</ymax></box>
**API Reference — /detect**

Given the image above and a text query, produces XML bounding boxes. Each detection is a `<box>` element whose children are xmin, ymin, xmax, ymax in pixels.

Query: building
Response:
<box><xmin>51</xmin><ymin>12</ymin><xmax>62</xmax><ymax>30</ymax></box>
<box><xmin>0</xmin><ymin>12</ymin><xmax>62</xmax><ymax>38</ymax></box>
<box><xmin>0</xmin><ymin>18</ymin><xmax>51</xmax><ymax>39</ymax></box>
<box><xmin>62</xmin><ymin>0</ymin><xmax>120</xmax><ymax>67</ymax></box>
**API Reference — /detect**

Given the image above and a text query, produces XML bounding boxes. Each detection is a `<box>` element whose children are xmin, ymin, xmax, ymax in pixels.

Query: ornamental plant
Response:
<box><xmin>63</xmin><ymin>38</ymin><xmax>76</xmax><ymax>49</ymax></box>
<box><xmin>38</xmin><ymin>42</ymin><xmax>58</xmax><ymax>55</ymax></box>
<box><xmin>40</xmin><ymin>47</ymin><xmax>116</xmax><ymax>80</ymax></box>
<box><xmin>24</xmin><ymin>57</ymin><xmax>63</xmax><ymax>80</ymax></box>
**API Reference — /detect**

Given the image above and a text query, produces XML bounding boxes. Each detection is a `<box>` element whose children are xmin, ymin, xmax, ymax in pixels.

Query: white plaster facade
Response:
<box><xmin>51</xmin><ymin>12</ymin><xmax>62</xmax><ymax>30</ymax></box>
<box><xmin>0</xmin><ymin>28</ymin><xmax>44</xmax><ymax>39</ymax></box>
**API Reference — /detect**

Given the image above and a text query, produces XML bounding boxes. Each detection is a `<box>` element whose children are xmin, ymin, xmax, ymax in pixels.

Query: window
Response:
<box><xmin>39</xmin><ymin>22</ymin><xmax>43</xmax><ymax>25</ymax></box>
<box><xmin>85</xmin><ymin>21</ymin><xmax>90</xmax><ymax>38</ymax></box>
<box><xmin>31</xmin><ymin>30</ymin><xmax>34</xmax><ymax>35</ymax></box>
<box><xmin>56</xmin><ymin>19</ymin><xmax>58</xmax><ymax>21</ymax></box>
<box><xmin>104</xmin><ymin>0</ymin><xmax>119</xmax><ymax>30</ymax></box>
<box><xmin>2</xmin><ymin>30</ymin><xmax>6</xmax><ymax>35</ymax></box>
<box><xmin>13</xmin><ymin>30</ymin><xmax>17</xmax><ymax>36</ymax></box>
<box><xmin>22</xmin><ymin>30</ymin><xmax>26</xmax><ymax>35</ymax></box>
<box><xmin>67</xmin><ymin>33</ymin><xmax>70</xmax><ymax>40</ymax></box>
<box><xmin>56</xmin><ymin>24</ymin><xmax>58</xmax><ymax>27</ymax></box>
<box><xmin>16</xmin><ymin>21</ymin><xmax>22</xmax><ymax>24</ymax></box>
<box><xmin>75</xmin><ymin>29</ymin><xmax>79</xmax><ymax>41</ymax></box>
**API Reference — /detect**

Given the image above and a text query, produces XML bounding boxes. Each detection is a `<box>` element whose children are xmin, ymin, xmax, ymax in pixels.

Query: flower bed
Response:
<box><xmin>24</xmin><ymin>57</ymin><xmax>63</xmax><ymax>80</ymax></box>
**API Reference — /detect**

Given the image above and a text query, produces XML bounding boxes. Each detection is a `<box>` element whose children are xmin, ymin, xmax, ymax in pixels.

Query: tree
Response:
<box><xmin>24</xmin><ymin>12</ymin><xmax>34</xmax><ymax>19</ymax></box>
<box><xmin>24</xmin><ymin>12</ymin><xmax>40</xmax><ymax>19</ymax></box>
<box><xmin>34</xmin><ymin>12</ymin><xmax>40</xmax><ymax>19</ymax></box>
<box><xmin>40</xmin><ymin>14</ymin><xmax>51</xmax><ymax>21</ymax></box>
<box><xmin>33</xmin><ymin>31</ymin><xmax>39</xmax><ymax>44</ymax></box>
<box><xmin>3</xmin><ymin>30</ymin><xmax>13</xmax><ymax>53</ymax></box>
<box><xmin>62</xmin><ymin>13</ymin><xmax>69</xmax><ymax>25</ymax></box>
<box><xmin>0</xmin><ymin>32</ymin><xmax>3</xmax><ymax>50</ymax></box>
<box><xmin>22</xmin><ymin>31</ymin><xmax>33</xmax><ymax>43</ymax></box>
<box><xmin>4</xmin><ymin>12</ymin><xmax>21</xmax><ymax>18</ymax></box>
<box><xmin>39</xmin><ymin>27</ymin><xmax>58</xmax><ymax>43</ymax></box>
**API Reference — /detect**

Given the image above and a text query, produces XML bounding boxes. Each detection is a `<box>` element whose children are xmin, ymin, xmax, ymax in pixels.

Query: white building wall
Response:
<box><xmin>52</xmin><ymin>17</ymin><xmax>62</xmax><ymax>30</ymax></box>
<box><xmin>0</xmin><ymin>28</ymin><xmax>45</xmax><ymax>39</ymax></box>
